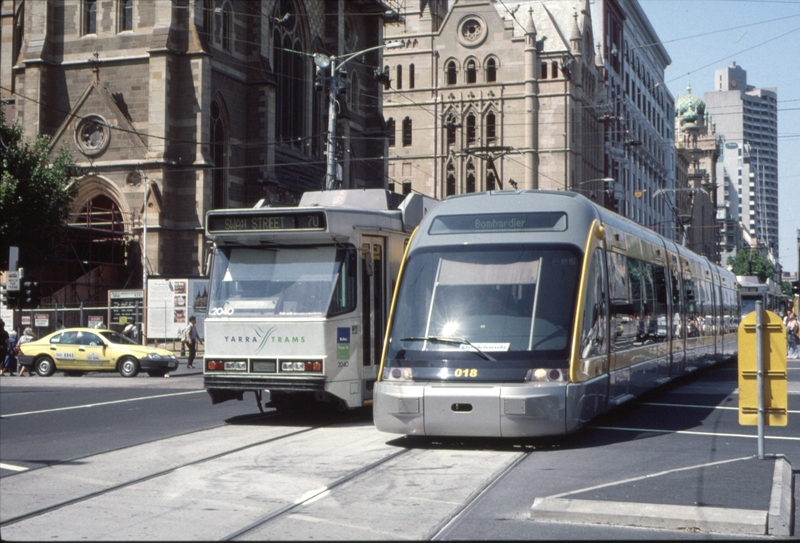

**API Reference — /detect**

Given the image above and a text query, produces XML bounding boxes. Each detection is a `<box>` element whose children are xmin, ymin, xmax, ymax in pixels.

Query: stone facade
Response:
<box><xmin>383</xmin><ymin>0</ymin><xmax>604</xmax><ymax>199</ymax></box>
<box><xmin>1</xmin><ymin>0</ymin><xmax>395</xmax><ymax>295</ymax></box>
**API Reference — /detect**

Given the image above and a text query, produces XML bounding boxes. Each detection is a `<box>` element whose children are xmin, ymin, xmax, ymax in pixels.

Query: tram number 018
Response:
<box><xmin>453</xmin><ymin>368</ymin><xmax>478</xmax><ymax>378</ymax></box>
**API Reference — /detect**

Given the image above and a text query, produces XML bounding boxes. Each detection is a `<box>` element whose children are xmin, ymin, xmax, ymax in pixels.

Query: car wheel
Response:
<box><xmin>118</xmin><ymin>357</ymin><xmax>139</xmax><ymax>378</ymax></box>
<box><xmin>147</xmin><ymin>370</ymin><xmax>167</xmax><ymax>377</ymax></box>
<box><xmin>35</xmin><ymin>356</ymin><xmax>56</xmax><ymax>377</ymax></box>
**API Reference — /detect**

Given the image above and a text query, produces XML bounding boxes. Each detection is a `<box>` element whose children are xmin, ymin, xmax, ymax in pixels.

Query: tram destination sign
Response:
<box><xmin>430</xmin><ymin>212</ymin><xmax>567</xmax><ymax>234</ymax></box>
<box><xmin>207</xmin><ymin>211</ymin><xmax>326</xmax><ymax>233</ymax></box>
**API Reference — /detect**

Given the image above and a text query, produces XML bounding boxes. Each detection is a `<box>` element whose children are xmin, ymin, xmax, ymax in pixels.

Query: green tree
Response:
<box><xmin>727</xmin><ymin>248</ymin><xmax>774</xmax><ymax>282</ymax></box>
<box><xmin>0</xmin><ymin>104</ymin><xmax>79</xmax><ymax>270</ymax></box>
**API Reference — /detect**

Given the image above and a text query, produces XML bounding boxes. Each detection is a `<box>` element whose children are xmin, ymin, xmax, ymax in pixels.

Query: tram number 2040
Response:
<box><xmin>453</xmin><ymin>368</ymin><xmax>478</xmax><ymax>378</ymax></box>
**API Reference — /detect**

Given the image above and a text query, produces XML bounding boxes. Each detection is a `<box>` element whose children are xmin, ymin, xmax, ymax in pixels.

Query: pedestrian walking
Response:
<box><xmin>785</xmin><ymin>309</ymin><xmax>799</xmax><ymax>359</ymax></box>
<box><xmin>17</xmin><ymin>327</ymin><xmax>35</xmax><ymax>376</ymax></box>
<box><xmin>122</xmin><ymin>319</ymin><xmax>138</xmax><ymax>342</ymax></box>
<box><xmin>181</xmin><ymin>316</ymin><xmax>200</xmax><ymax>369</ymax></box>
<box><xmin>1</xmin><ymin>330</ymin><xmax>17</xmax><ymax>376</ymax></box>
<box><xmin>0</xmin><ymin>320</ymin><xmax>9</xmax><ymax>375</ymax></box>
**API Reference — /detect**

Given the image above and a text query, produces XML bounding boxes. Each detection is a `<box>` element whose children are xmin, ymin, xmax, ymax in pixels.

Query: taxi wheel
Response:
<box><xmin>35</xmin><ymin>356</ymin><xmax>56</xmax><ymax>377</ymax></box>
<box><xmin>118</xmin><ymin>357</ymin><xmax>140</xmax><ymax>378</ymax></box>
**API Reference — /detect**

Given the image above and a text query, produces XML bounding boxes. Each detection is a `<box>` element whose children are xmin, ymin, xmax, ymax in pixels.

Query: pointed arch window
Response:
<box><xmin>210</xmin><ymin>97</ymin><xmax>229</xmax><ymax>209</ymax></box>
<box><xmin>446</xmin><ymin>162</ymin><xmax>456</xmax><ymax>196</ymax></box>
<box><xmin>84</xmin><ymin>0</ymin><xmax>97</xmax><ymax>35</ymax></box>
<box><xmin>486</xmin><ymin>112</ymin><xmax>496</xmax><ymax>142</ymax></box>
<box><xmin>402</xmin><ymin>117</ymin><xmax>412</xmax><ymax>147</ymax></box>
<box><xmin>466</xmin><ymin>60</ymin><xmax>477</xmax><ymax>84</ymax></box>
<box><xmin>466</xmin><ymin>162</ymin><xmax>476</xmax><ymax>193</ymax></box>
<box><xmin>445</xmin><ymin>114</ymin><xmax>457</xmax><ymax>146</ymax></box>
<box><xmin>273</xmin><ymin>1</ymin><xmax>307</xmax><ymax>148</ymax></box>
<box><xmin>487</xmin><ymin>171</ymin><xmax>496</xmax><ymax>191</ymax></box>
<box><xmin>486</xmin><ymin>58</ymin><xmax>497</xmax><ymax>82</ymax></box>
<box><xmin>446</xmin><ymin>61</ymin><xmax>457</xmax><ymax>86</ymax></box>
<box><xmin>201</xmin><ymin>0</ymin><xmax>212</xmax><ymax>40</ymax></box>
<box><xmin>396</xmin><ymin>65</ymin><xmax>403</xmax><ymax>90</ymax></box>
<box><xmin>222</xmin><ymin>3</ymin><xmax>233</xmax><ymax>51</ymax></box>
<box><xmin>466</xmin><ymin>114</ymin><xmax>476</xmax><ymax>145</ymax></box>
<box><xmin>386</xmin><ymin>118</ymin><xmax>396</xmax><ymax>147</ymax></box>
<box><xmin>120</xmin><ymin>0</ymin><xmax>133</xmax><ymax>32</ymax></box>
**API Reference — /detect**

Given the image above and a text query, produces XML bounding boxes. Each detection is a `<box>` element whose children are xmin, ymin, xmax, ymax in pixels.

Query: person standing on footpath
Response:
<box><xmin>0</xmin><ymin>320</ymin><xmax>9</xmax><ymax>374</ymax></box>
<box><xmin>181</xmin><ymin>316</ymin><xmax>200</xmax><ymax>369</ymax></box>
<box><xmin>17</xmin><ymin>327</ymin><xmax>35</xmax><ymax>376</ymax></box>
<box><xmin>1</xmin><ymin>329</ymin><xmax>16</xmax><ymax>376</ymax></box>
<box><xmin>785</xmin><ymin>309</ymin><xmax>799</xmax><ymax>359</ymax></box>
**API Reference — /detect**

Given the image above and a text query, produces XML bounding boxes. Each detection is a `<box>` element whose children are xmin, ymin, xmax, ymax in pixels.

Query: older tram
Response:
<box><xmin>374</xmin><ymin>190</ymin><xmax>739</xmax><ymax>437</ymax></box>
<box><xmin>203</xmin><ymin>189</ymin><xmax>435</xmax><ymax>412</ymax></box>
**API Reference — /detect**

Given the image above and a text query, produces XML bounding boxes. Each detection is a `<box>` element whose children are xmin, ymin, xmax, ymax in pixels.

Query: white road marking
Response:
<box><xmin>0</xmin><ymin>462</ymin><xmax>29</xmax><ymax>472</ymax></box>
<box><xmin>641</xmin><ymin>401</ymin><xmax>800</xmax><ymax>414</ymax></box>
<box><xmin>2</xmin><ymin>390</ymin><xmax>205</xmax><ymax>417</ymax></box>
<box><xmin>594</xmin><ymin>426</ymin><xmax>800</xmax><ymax>441</ymax></box>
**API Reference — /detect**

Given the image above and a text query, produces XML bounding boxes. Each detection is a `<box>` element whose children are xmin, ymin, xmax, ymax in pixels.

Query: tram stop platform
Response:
<box><xmin>530</xmin><ymin>455</ymin><xmax>794</xmax><ymax>536</ymax></box>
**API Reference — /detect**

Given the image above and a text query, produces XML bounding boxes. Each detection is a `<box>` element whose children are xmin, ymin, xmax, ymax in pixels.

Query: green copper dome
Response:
<box><xmin>675</xmin><ymin>83</ymin><xmax>705</xmax><ymax>129</ymax></box>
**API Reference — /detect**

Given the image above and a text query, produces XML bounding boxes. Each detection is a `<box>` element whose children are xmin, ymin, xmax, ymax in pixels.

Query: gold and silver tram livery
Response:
<box><xmin>374</xmin><ymin>190</ymin><xmax>739</xmax><ymax>437</ymax></box>
<box><xmin>203</xmin><ymin>189</ymin><xmax>435</xmax><ymax>411</ymax></box>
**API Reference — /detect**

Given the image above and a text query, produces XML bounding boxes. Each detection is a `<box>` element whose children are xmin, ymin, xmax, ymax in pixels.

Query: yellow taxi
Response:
<box><xmin>18</xmin><ymin>327</ymin><xmax>179</xmax><ymax>378</ymax></box>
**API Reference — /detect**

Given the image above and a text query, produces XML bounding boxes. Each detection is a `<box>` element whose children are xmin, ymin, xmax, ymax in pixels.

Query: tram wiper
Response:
<box><xmin>399</xmin><ymin>336</ymin><xmax>496</xmax><ymax>361</ymax></box>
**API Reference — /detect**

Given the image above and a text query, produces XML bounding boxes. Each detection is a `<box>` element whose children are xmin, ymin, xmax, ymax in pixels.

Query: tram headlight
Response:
<box><xmin>224</xmin><ymin>360</ymin><xmax>247</xmax><ymax>371</ymax></box>
<box><xmin>382</xmin><ymin>367</ymin><xmax>413</xmax><ymax>381</ymax></box>
<box><xmin>525</xmin><ymin>368</ymin><xmax>569</xmax><ymax>382</ymax></box>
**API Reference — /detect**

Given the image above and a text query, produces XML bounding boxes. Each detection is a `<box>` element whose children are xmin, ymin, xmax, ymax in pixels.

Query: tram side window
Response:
<box><xmin>684</xmin><ymin>275</ymin><xmax>700</xmax><ymax>337</ymax></box>
<box><xmin>608</xmin><ymin>252</ymin><xmax>633</xmax><ymax>353</ymax></box>
<box><xmin>670</xmin><ymin>261</ymin><xmax>685</xmax><ymax>339</ymax></box>
<box><xmin>580</xmin><ymin>248</ymin><xmax>607</xmax><ymax>359</ymax></box>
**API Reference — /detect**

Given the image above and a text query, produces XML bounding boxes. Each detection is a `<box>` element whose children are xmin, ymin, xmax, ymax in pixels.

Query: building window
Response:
<box><xmin>201</xmin><ymin>0</ymin><xmax>212</xmax><ymax>40</ymax></box>
<box><xmin>446</xmin><ymin>61</ymin><xmax>457</xmax><ymax>85</ymax></box>
<box><xmin>552</xmin><ymin>61</ymin><xmax>559</xmax><ymax>78</ymax></box>
<box><xmin>84</xmin><ymin>0</ymin><xmax>97</xmax><ymax>35</ymax></box>
<box><xmin>402</xmin><ymin>117</ymin><xmax>412</xmax><ymax>147</ymax></box>
<box><xmin>445</xmin><ymin>114</ymin><xmax>457</xmax><ymax>146</ymax></box>
<box><xmin>273</xmin><ymin>2</ymin><xmax>307</xmax><ymax>148</ymax></box>
<box><xmin>466</xmin><ymin>162</ymin><xmax>476</xmax><ymax>193</ymax></box>
<box><xmin>396</xmin><ymin>64</ymin><xmax>403</xmax><ymax>90</ymax></box>
<box><xmin>487</xmin><ymin>171</ymin><xmax>496</xmax><ymax>191</ymax></box>
<box><xmin>486</xmin><ymin>58</ymin><xmax>496</xmax><ymax>82</ymax></box>
<box><xmin>541</xmin><ymin>62</ymin><xmax>547</xmax><ymax>79</ymax></box>
<box><xmin>486</xmin><ymin>112</ymin><xmax>496</xmax><ymax>142</ymax></box>
<box><xmin>210</xmin><ymin>97</ymin><xmax>228</xmax><ymax>209</ymax></box>
<box><xmin>120</xmin><ymin>0</ymin><xmax>133</xmax><ymax>31</ymax></box>
<box><xmin>386</xmin><ymin>118</ymin><xmax>395</xmax><ymax>147</ymax></box>
<box><xmin>446</xmin><ymin>162</ymin><xmax>456</xmax><ymax>196</ymax></box>
<box><xmin>466</xmin><ymin>60</ymin><xmax>476</xmax><ymax>84</ymax></box>
<box><xmin>402</xmin><ymin>181</ymin><xmax>412</xmax><ymax>195</ymax></box>
<box><xmin>409</xmin><ymin>63</ymin><xmax>415</xmax><ymax>89</ymax></box>
<box><xmin>466</xmin><ymin>114</ymin><xmax>476</xmax><ymax>145</ymax></box>
<box><xmin>222</xmin><ymin>3</ymin><xmax>232</xmax><ymax>51</ymax></box>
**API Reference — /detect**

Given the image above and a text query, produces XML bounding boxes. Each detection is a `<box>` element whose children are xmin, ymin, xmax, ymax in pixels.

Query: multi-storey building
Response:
<box><xmin>673</xmin><ymin>83</ymin><xmax>719</xmax><ymax>262</ymax></box>
<box><xmin>715</xmin><ymin>140</ymin><xmax>744</xmax><ymax>264</ymax></box>
<box><xmin>589</xmin><ymin>0</ymin><xmax>676</xmax><ymax>238</ymax></box>
<box><xmin>1</xmin><ymin>0</ymin><xmax>397</xmax><ymax>302</ymax></box>
<box><xmin>704</xmin><ymin>62</ymin><xmax>779</xmax><ymax>258</ymax></box>
<box><xmin>382</xmin><ymin>0</ymin><xmax>605</xmax><ymax>198</ymax></box>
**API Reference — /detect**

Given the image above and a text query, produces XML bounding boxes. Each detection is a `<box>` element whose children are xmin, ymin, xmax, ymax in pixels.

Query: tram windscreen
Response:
<box><xmin>208</xmin><ymin>246</ymin><xmax>353</xmax><ymax>317</ymax></box>
<box><xmin>386</xmin><ymin>244</ymin><xmax>580</xmax><ymax>368</ymax></box>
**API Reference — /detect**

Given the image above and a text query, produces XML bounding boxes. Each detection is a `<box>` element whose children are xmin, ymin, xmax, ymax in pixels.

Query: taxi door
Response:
<box><xmin>74</xmin><ymin>331</ymin><xmax>111</xmax><ymax>370</ymax></box>
<box><xmin>51</xmin><ymin>330</ymin><xmax>80</xmax><ymax>370</ymax></box>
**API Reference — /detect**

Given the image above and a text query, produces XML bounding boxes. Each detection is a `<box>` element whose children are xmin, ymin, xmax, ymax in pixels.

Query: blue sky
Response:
<box><xmin>639</xmin><ymin>0</ymin><xmax>800</xmax><ymax>274</ymax></box>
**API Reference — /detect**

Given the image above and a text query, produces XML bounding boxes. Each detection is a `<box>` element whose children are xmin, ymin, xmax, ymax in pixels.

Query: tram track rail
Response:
<box><xmin>0</xmin><ymin>409</ymin><xmax>371</xmax><ymax>529</ymax></box>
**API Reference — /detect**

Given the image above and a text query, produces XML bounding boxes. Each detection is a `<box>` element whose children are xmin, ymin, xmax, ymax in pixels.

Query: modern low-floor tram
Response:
<box><xmin>374</xmin><ymin>190</ymin><xmax>739</xmax><ymax>437</ymax></box>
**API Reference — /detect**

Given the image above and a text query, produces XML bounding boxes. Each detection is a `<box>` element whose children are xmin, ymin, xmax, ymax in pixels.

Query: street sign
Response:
<box><xmin>34</xmin><ymin>314</ymin><xmax>49</xmax><ymax>328</ymax></box>
<box><xmin>7</xmin><ymin>271</ymin><xmax>19</xmax><ymax>291</ymax></box>
<box><xmin>738</xmin><ymin>309</ymin><xmax>788</xmax><ymax>426</ymax></box>
<box><xmin>109</xmin><ymin>289</ymin><xmax>144</xmax><ymax>326</ymax></box>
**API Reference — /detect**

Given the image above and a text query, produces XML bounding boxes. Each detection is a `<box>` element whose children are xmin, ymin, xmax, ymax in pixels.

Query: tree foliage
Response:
<box><xmin>0</xmin><ymin>105</ymin><xmax>79</xmax><ymax>270</ymax></box>
<box><xmin>727</xmin><ymin>248</ymin><xmax>774</xmax><ymax>282</ymax></box>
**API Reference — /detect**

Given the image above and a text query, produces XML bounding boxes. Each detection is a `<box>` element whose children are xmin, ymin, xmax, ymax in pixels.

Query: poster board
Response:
<box><xmin>146</xmin><ymin>278</ymin><xmax>208</xmax><ymax>339</ymax></box>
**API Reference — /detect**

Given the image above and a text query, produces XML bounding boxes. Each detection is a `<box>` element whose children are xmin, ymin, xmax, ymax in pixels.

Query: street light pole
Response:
<box><xmin>315</xmin><ymin>42</ymin><xmax>403</xmax><ymax>190</ymax></box>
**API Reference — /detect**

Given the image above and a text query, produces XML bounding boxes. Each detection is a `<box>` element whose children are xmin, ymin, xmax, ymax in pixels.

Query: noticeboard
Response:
<box><xmin>109</xmin><ymin>290</ymin><xmax>144</xmax><ymax>326</ymax></box>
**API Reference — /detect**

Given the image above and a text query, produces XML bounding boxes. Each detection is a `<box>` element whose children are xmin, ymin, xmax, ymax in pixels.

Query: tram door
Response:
<box><xmin>361</xmin><ymin>236</ymin><xmax>385</xmax><ymax>399</ymax></box>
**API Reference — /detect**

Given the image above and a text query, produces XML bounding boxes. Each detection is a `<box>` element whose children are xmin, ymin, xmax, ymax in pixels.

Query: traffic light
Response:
<box><xmin>21</xmin><ymin>281</ymin><xmax>40</xmax><ymax>309</ymax></box>
<box><xmin>2</xmin><ymin>284</ymin><xmax>19</xmax><ymax>309</ymax></box>
<box><xmin>0</xmin><ymin>284</ymin><xmax>6</xmax><ymax>306</ymax></box>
